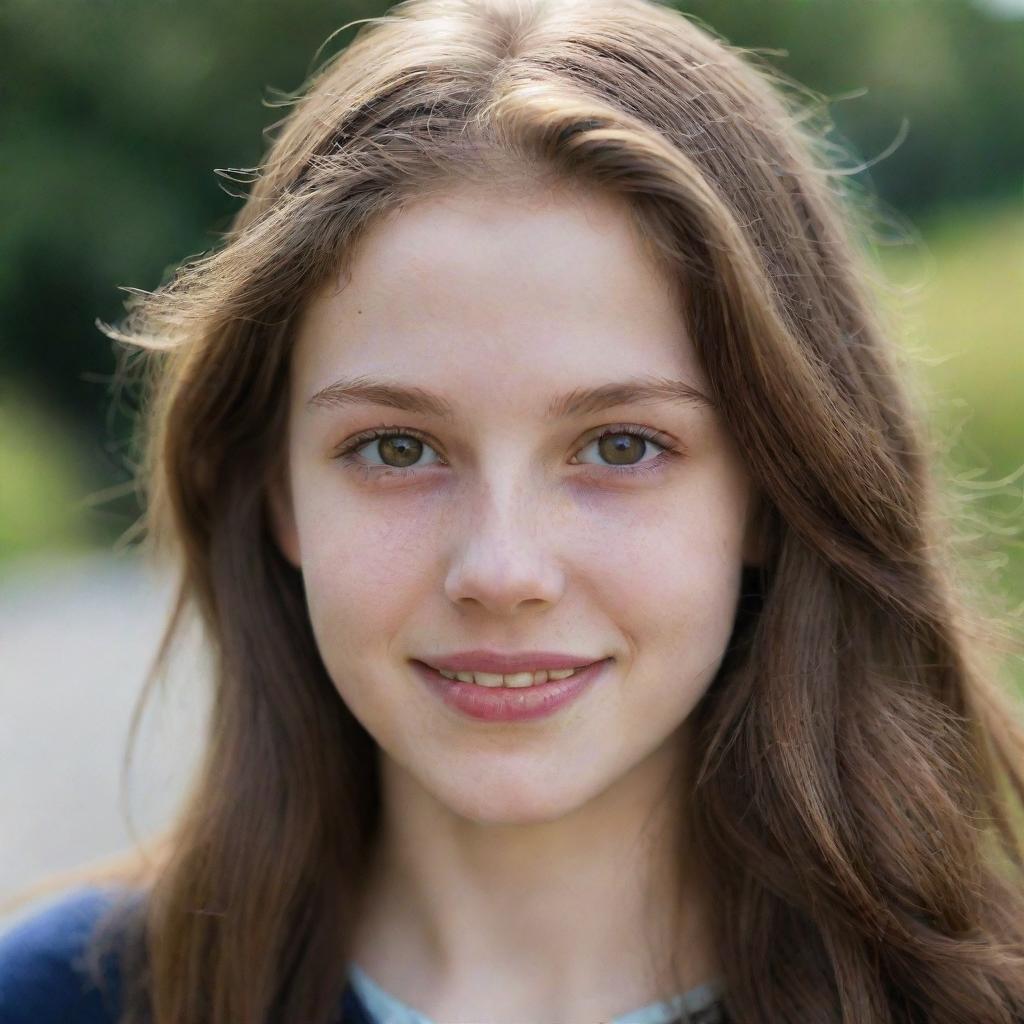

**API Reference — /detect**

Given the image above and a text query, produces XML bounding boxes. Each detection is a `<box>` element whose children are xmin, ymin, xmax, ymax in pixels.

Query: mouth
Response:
<box><xmin>411</xmin><ymin>658</ymin><xmax>612</xmax><ymax>723</ymax></box>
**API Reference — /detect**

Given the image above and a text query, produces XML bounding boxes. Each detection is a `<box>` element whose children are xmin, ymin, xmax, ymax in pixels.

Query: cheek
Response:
<box><xmin>575</xmin><ymin>472</ymin><xmax>749</xmax><ymax>739</ymax></box>
<box><xmin>581</xmin><ymin>476</ymin><xmax>747</xmax><ymax>623</ymax></box>
<box><xmin>292</xmin><ymin>474</ymin><xmax>441</xmax><ymax>662</ymax></box>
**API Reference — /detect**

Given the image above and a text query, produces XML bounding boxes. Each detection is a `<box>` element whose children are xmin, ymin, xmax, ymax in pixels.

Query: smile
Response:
<box><xmin>412</xmin><ymin>659</ymin><xmax>611</xmax><ymax>723</ymax></box>
<box><xmin>434</xmin><ymin>666</ymin><xmax>588</xmax><ymax>688</ymax></box>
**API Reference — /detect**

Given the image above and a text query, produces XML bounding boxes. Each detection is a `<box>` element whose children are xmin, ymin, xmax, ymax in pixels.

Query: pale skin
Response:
<box><xmin>269</xmin><ymin>179</ymin><xmax>762</xmax><ymax>1023</ymax></box>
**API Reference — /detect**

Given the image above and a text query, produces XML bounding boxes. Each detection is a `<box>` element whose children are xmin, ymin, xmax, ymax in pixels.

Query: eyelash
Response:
<box><xmin>332</xmin><ymin>423</ymin><xmax>684</xmax><ymax>481</ymax></box>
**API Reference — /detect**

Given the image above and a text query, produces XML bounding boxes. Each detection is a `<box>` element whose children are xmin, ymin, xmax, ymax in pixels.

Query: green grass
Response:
<box><xmin>0</xmin><ymin>391</ymin><xmax>105</xmax><ymax>566</ymax></box>
<box><xmin>880</xmin><ymin>196</ymin><xmax>1024</xmax><ymax>459</ymax></box>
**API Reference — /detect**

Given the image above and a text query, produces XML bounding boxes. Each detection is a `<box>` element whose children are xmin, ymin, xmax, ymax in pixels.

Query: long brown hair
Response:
<box><xmin>41</xmin><ymin>0</ymin><xmax>1024</xmax><ymax>1019</ymax></box>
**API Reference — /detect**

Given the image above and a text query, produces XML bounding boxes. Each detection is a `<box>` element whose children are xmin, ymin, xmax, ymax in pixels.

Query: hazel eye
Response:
<box><xmin>348</xmin><ymin>429</ymin><xmax>443</xmax><ymax>469</ymax></box>
<box><xmin>572</xmin><ymin>427</ymin><xmax>670</xmax><ymax>468</ymax></box>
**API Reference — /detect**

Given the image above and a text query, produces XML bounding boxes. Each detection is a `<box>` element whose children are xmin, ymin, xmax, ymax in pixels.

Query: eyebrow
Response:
<box><xmin>306</xmin><ymin>373</ymin><xmax>715</xmax><ymax>419</ymax></box>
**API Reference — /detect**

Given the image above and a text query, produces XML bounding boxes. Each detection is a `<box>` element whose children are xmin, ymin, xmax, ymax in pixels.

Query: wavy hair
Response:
<box><xmin>41</xmin><ymin>0</ymin><xmax>1024</xmax><ymax>1020</ymax></box>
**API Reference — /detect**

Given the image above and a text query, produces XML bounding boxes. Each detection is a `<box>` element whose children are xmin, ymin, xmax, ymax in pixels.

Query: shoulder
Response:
<box><xmin>0</xmin><ymin>885</ymin><xmax>138</xmax><ymax>1024</ymax></box>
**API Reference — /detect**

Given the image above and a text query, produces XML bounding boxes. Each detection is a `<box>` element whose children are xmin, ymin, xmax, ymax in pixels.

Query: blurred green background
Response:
<box><xmin>1</xmin><ymin>0</ymin><xmax>1022</xmax><ymax>630</ymax></box>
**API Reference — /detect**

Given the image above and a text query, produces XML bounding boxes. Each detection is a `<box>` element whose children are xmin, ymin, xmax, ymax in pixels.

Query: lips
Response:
<box><xmin>413</xmin><ymin>657</ymin><xmax>610</xmax><ymax>722</ymax></box>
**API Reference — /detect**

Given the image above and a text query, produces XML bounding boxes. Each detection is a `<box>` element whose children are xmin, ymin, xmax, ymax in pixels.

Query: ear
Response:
<box><xmin>266</xmin><ymin>456</ymin><xmax>301</xmax><ymax>569</ymax></box>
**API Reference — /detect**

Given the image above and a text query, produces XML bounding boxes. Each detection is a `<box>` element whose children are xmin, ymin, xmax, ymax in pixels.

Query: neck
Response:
<box><xmin>349</xmin><ymin>726</ymin><xmax>721</xmax><ymax>1024</ymax></box>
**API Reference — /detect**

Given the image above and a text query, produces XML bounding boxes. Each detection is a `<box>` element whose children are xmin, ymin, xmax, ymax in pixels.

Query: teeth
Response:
<box><xmin>436</xmin><ymin>666</ymin><xmax>584</xmax><ymax>687</ymax></box>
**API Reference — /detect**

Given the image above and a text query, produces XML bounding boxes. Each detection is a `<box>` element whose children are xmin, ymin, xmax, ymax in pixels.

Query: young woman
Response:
<box><xmin>3</xmin><ymin>0</ymin><xmax>1024</xmax><ymax>1021</ymax></box>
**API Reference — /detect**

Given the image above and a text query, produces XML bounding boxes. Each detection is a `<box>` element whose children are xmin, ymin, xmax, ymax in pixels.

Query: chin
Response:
<box><xmin>425</xmin><ymin>764</ymin><xmax>604</xmax><ymax>826</ymax></box>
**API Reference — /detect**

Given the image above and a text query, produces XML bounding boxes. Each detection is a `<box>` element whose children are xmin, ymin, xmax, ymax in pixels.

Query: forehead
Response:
<box><xmin>291</xmin><ymin>182</ymin><xmax>707</xmax><ymax>397</ymax></box>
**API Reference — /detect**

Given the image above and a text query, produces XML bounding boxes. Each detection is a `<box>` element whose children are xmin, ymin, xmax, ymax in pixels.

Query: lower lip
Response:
<box><xmin>412</xmin><ymin>658</ymin><xmax>611</xmax><ymax>723</ymax></box>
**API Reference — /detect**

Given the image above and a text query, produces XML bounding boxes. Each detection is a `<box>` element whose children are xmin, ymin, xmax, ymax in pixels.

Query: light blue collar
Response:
<box><xmin>347</xmin><ymin>961</ymin><xmax>726</xmax><ymax>1023</ymax></box>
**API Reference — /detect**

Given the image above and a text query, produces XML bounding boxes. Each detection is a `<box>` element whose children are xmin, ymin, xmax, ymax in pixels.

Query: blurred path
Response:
<box><xmin>0</xmin><ymin>550</ymin><xmax>209</xmax><ymax>926</ymax></box>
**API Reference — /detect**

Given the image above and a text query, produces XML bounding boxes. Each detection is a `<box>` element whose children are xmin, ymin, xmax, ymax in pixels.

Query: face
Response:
<box><xmin>270</xmin><ymin>181</ymin><xmax>761</xmax><ymax>825</ymax></box>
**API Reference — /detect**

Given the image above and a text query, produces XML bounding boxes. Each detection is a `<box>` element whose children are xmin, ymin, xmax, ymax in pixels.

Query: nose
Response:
<box><xmin>443</xmin><ymin>476</ymin><xmax>566</xmax><ymax>616</ymax></box>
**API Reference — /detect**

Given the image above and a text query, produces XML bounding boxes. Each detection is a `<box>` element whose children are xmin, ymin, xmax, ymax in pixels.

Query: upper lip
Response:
<box><xmin>418</xmin><ymin>650</ymin><xmax>605</xmax><ymax>674</ymax></box>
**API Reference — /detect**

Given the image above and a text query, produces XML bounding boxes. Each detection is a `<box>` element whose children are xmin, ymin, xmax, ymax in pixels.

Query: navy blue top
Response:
<box><xmin>0</xmin><ymin>887</ymin><xmax>729</xmax><ymax>1023</ymax></box>
<box><xmin>0</xmin><ymin>886</ymin><xmax>374</xmax><ymax>1023</ymax></box>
